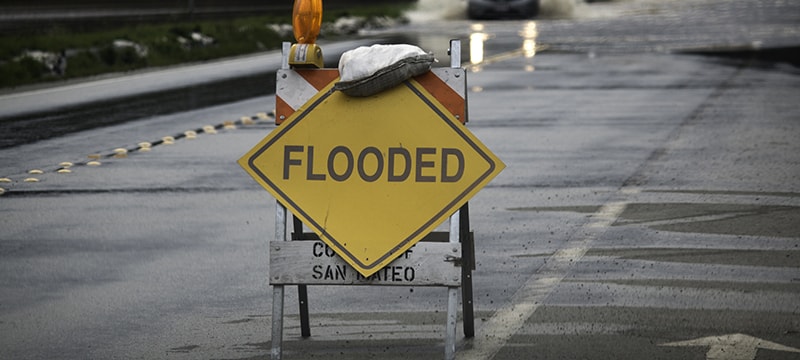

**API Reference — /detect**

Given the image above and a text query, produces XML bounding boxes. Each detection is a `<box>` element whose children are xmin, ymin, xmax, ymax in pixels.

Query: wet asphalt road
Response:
<box><xmin>1</xmin><ymin>0</ymin><xmax>800</xmax><ymax>359</ymax></box>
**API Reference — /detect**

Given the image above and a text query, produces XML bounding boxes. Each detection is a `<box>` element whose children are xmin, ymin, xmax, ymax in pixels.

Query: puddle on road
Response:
<box><xmin>585</xmin><ymin>248</ymin><xmax>798</xmax><ymax>268</ymax></box>
<box><xmin>510</xmin><ymin>192</ymin><xmax>800</xmax><ymax>267</ymax></box>
<box><xmin>685</xmin><ymin>45</ymin><xmax>800</xmax><ymax>71</ymax></box>
<box><xmin>509</xmin><ymin>201</ymin><xmax>800</xmax><ymax>239</ymax></box>
<box><xmin>618</xmin><ymin>203</ymin><xmax>800</xmax><ymax>239</ymax></box>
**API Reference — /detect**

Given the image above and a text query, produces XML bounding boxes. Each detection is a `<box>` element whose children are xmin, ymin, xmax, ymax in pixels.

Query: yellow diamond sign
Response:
<box><xmin>239</xmin><ymin>78</ymin><xmax>504</xmax><ymax>277</ymax></box>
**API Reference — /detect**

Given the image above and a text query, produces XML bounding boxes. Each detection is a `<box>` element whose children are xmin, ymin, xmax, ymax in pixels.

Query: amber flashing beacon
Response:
<box><xmin>288</xmin><ymin>0</ymin><xmax>324</xmax><ymax>68</ymax></box>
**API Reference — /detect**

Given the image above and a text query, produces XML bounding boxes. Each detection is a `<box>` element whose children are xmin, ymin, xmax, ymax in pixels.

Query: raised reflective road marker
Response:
<box><xmin>240</xmin><ymin>78</ymin><xmax>504</xmax><ymax>277</ymax></box>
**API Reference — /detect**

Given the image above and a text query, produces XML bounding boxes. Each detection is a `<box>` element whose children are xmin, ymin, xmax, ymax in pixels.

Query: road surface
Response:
<box><xmin>1</xmin><ymin>0</ymin><xmax>799</xmax><ymax>359</ymax></box>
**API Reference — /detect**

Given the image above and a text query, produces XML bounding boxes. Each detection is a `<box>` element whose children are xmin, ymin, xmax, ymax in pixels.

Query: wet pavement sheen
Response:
<box><xmin>1</xmin><ymin>0</ymin><xmax>799</xmax><ymax>359</ymax></box>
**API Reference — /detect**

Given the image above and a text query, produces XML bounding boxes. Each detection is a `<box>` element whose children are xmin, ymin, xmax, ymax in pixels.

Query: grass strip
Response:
<box><xmin>0</xmin><ymin>3</ymin><xmax>411</xmax><ymax>89</ymax></box>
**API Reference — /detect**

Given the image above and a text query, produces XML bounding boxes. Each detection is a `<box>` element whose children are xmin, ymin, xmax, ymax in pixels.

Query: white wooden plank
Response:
<box><xmin>270</xmin><ymin>241</ymin><xmax>461</xmax><ymax>286</ymax></box>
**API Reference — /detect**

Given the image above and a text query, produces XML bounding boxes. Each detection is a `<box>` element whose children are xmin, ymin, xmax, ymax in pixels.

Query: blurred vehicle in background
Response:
<box><xmin>468</xmin><ymin>0</ymin><xmax>540</xmax><ymax>19</ymax></box>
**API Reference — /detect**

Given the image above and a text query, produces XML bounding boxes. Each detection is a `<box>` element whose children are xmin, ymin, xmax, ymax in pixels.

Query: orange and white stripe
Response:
<box><xmin>275</xmin><ymin>67</ymin><xmax>467</xmax><ymax>125</ymax></box>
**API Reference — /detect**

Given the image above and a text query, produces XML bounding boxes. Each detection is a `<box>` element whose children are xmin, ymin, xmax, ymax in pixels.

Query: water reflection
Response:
<box><xmin>468</xmin><ymin>21</ymin><xmax>539</xmax><ymax>72</ymax></box>
<box><xmin>521</xmin><ymin>21</ymin><xmax>538</xmax><ymax>72</ymax></box>
<box><xmin>469</xmin><ymin>23</ymin><xmax>489</xmax><ymax>71</ymax></box>
<box><xmin>521</xmin><ymin>21</ymin><xmax>538</xmax><ymax>58</ymax></box>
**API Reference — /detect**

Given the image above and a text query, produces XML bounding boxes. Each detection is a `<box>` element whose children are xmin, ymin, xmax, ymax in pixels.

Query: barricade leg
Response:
<box><xmin>298</xmin><ymin>285</ymin><xmax>310</xmax><ymax>338</ymax></box>
<box><xmin>445</xmin><ymin>210</ymin><xmax>460</xmax><ymax>360</ymax></box>
<box><xmin>272</xmin><ymin>202</ymin><xmax>288</xmax><ymax>360</ymax></box>
<box><xmin>445</xmin><ymin>287</ymin><xmax>458</xmax><ymax>360</ymax></box>
<box><xmin>292</xmin><ymin>215</ymin><xmax>312</xmax><ymax>338</ymax></box>
<box><xmin>460</xmin><ymin>203</ymin><xmax>475</xmax><ymax>338</ymax></box>
<box><xmin>271</xmin><ymin>286</ymin><xmax>284</xmax><ymax>360</ymax></box>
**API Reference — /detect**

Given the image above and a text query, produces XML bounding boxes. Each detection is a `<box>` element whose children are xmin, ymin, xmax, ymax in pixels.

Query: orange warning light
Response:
<box><xmin>293</xmin><ymin>0</ymin><xmax>322</xmax><ymax>44</ymax></box>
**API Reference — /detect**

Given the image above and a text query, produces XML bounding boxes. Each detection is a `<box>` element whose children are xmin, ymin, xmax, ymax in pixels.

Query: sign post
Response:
<box><xmin>240</xmin><ymin>39</ymin><xmax>504</xmax><ymax>360</ymax></box>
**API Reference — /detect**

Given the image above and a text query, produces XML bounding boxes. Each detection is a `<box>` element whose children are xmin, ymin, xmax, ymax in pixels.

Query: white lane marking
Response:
<box><xmin>661</xmin><ymin>333</ymin><xmax>800</xmax><ymax>360</ymax></box>
<box><xmin>460</xmin><ymin>200</ymin><xmax>628</xmax><ymax>360</ymax></box>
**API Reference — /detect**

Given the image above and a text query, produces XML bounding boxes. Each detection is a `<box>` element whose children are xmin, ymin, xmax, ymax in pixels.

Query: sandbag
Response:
<box><xmin>334</xmin><ymin>44</ymin><xmax>435</xmax><ymax>97</ymax></box>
